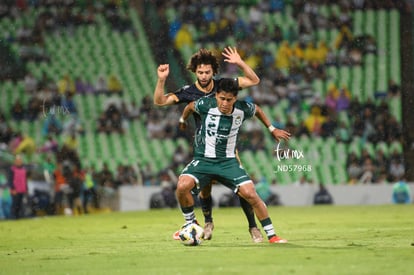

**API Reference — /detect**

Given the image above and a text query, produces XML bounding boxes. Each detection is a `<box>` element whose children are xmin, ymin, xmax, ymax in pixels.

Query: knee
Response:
<box><xmin>176</xmin><ymin>176</ymin><xmax>195</xmax><ymax>194</ymax></box>
<box><xmin>238</xmin><ymin>187</ymin><xmax>261</xmax><ymax>205</ymax></box>
<box><xmin>241</xmin><ymin>191</ymin><xmax>258</xmax><ymax>203</ymax></box>
<box><xmin>176</xmin><ymin>183</ymin><xmax>187</xmax><ymax>195</ymax></box>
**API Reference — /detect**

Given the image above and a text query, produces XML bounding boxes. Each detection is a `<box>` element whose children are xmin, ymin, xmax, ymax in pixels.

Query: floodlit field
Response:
<box><xmin>0</xmin><ymin>205</ymin><xmax>413</xmax><ymax>275</ymax></box>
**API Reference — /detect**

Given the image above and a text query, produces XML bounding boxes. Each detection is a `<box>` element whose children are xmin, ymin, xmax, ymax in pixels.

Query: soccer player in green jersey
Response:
<box><xmin>155</xmin><ymin>47</ymin><xmax>280</xmax><ymax>242</ymax></box>
<box><xmin>177</xmin><ymin>79</ymin><xmax>290</xmax><ymax>243</ymax></box>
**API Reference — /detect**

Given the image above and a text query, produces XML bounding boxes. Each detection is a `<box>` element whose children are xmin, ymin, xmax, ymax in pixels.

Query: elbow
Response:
<box><xmin>246</xmin><ymin>77</ymin><xmax>260</xmax><ymax>87</ymax></box>
<box><xmin>153</xmin><ymin>98</ymin><xmax>166</xmax><ymax>106</ymax></box>
<box><xmin>255</xmin><ymin>104</ymin><xmax>262</xmax><ymax>113</ymax></box>
<box><xmin>154</xmin><ymin>93</ymin><xmax>175</xmax><ymax>107</ymax></box>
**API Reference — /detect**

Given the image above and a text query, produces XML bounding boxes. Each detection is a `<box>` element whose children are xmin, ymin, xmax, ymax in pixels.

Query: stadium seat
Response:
<box><xmin>375</xmin><ymin>141</ymin><xmax>389</xmax><ymax>157</ymax></box>
<box><xmin>240</xmin><ymin>150</ymin><xmax>260</xmax><ymax>175</ymax></box>
<box><xmin>350</xmin><ymin>66</ymin><xmax>363</xmax><ymax>100</ymax></box>
<box><xmin>337</xmin><ymin>110</ymin><xmax>351</xmax><ymax>127</ymax></box>
<box><xmin>307</xmin><ymin>164</ymin><xmax>320</xmax><ymax>184</ymax></box>
<box><xmin>97</xmin><ymin>133</ymin><xmax>110</xmax><ymax>160</ymax></box>
<box><xmin>255</xmin><ymin>150</ymin><xmax>276</xmax><ymax>182</ymax></box>
<box><xmin>298</xmin><ymin>135</ymin><xmax>310</xmax><ymax>152</ymax></box>
<box><xmin>319</xmin><ymin>143</ymin><xmax>334</xmax><ymax>163</ymax></box>
<box><xmin>353</xmin><ymin>10</ymin><xmax>363</xmax><ymax>36</ymax></box>
<box><xmin>364</xmin><ymin>142</ymin><xmax>376</xmax><ymax>158</ymax></box>
<box><xmin>363</xmin><ymin>60</ymin><xmax>376</xmax><ymax>101</ymax></box>
<box><xmin>332</xmin><ymin>163</ymin><xmax>348</xmax><ymax>184</ymax></box>
<box><xmin>327</xmin><ymin>67</ymin><xmax>338</xmax><ymax>89</ymax></box>
<box><xmin>348</xmin><ymin>138</ymin><xmax>361</xmax><ymax>158</ymax></box>
<box><xmin>277</xmin><ymin>170</ymin><xmax>292</xmax><ymax>185</ymax></box>
<box><xmin>376</xmin><ymin>55</ymin><xmax>388</xmax><ymax>93</ymax></box>
<box><xmin>364</xmin><ymin>9</ymin><xmax>376</xmax><ymax>37</ymax></box>
<box><xmin>389</xmin><ymin>141</ymin><xmax>403</xmax><ymax>154</ymax></box>
<box><xmin>312</xmin><ymin>78</ymin><xmax>324</xmax><ymax>96</ymax></box>
<box><xmin>389</xmin><ymin>96</ymin><xmax>402</xmax><ymax>122</ymax></box>
<box><xmin>389</xmin><ymin>10</ymin><xmax>401</xmax><ymax>84</ymax></box>
<box><xmin>318</xmin><ymin>165</ymin><xmax>334</xmax><ymax>185</ymax></box>
<box><xmin>333</xmin><ymin>142</ymin><xmax>347</xmax><ymax>165</ymax></box>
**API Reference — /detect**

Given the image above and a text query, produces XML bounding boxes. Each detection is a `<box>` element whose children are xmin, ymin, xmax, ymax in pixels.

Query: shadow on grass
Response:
<box><xmin>204</xmin><ymin>242</ymin><xmax>369</xmax><ymax>250</ymax></box>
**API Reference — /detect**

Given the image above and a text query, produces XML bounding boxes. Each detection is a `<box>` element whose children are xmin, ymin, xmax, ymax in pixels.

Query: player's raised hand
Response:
<box><xmin>222</xmin><ymin>46</ymin><xmax>242</xmax><ymax>65</ymax></box>
<box><xmin>157</xmin><ymin>64</ymin><xmax>170</xmax><ymax>80</ymax></box>
<box><xmin>178</xmin><ymin>120</ymin><xmax>187</xmax><ymax>131</ymax></box>
<box><xmin>271</xmin><ymin>128</ymin><xmax>291</xmax><ymax>142</ymax></box>
<box><xmin>178</xmin><ymin>116</ymin><xmax>188</xmax><ymax>131</ymax></box>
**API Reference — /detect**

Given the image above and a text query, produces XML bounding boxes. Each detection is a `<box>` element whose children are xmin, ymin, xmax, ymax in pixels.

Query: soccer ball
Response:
<box><xmin>178</xmin><ymin>222</ymin><xmax>204</xmax><ymax>246</ymax></box>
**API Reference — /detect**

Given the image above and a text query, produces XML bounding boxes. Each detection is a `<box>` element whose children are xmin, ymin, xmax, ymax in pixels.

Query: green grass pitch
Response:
<box><xmin>0</xmin><ymin>204</ymin><xmax>413</xmax><ymax>275</ymax></box>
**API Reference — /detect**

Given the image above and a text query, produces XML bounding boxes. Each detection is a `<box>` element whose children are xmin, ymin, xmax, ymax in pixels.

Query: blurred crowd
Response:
<box><xmin>152</xmin><ymin>0</ymin><xmax>407</xmax><ymax>184</ymax></box>
<box><xmin>0</xmin><ymin>0</ymin><xmax>147</xmax><ymax>219</ymax></box>
<box><xmin>0</xmin><ymin>0</ymin><xmax>411</xmax><ymax>220</ymax></box>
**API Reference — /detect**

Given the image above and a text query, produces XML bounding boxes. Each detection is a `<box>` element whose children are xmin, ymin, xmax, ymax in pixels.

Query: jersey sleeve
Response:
<box><xmin>194</xmin><ymin>97</ymin><xmax>207</xmax><ymax>114</ymax></box>
<box><xmin>194</xmin><ymin>97</ymin><xmax>211</xmax><ymax>114</ymax></box>
<box><xmin>173</xmin><ymin>85</ymin><xmax>191</xmax><ymax>103</ymax></box>
<box><xmin>241</xmin><ymin>101</ymin><xmax>256</xmax><ymax>119</ymax></box>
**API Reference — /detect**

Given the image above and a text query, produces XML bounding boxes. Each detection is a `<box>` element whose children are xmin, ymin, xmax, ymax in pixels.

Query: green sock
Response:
<box><xmin>200</xmin><ymin>196</ymin><xmax>213</xmax><ymax>223</ymax></box>
<box><xmin>239</xmin><ymin>196</ymin><xmax>257</xmax><ymax>228</ymax></box>
<box><xmin>260</xmin><ymin>217</ymin><xmax>276</xmax><ymax>239</ymax></box>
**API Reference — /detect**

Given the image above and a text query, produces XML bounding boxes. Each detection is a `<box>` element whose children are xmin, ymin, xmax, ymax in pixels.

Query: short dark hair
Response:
<box><xmin>186</xmin><ymin>48</ymin><xmax>219</xmax><ymax>74</ymax></box>
<box><xmin>217</xmin><ymin>78</ymin><xmax>239</xmax><ymax>96</ymax></box>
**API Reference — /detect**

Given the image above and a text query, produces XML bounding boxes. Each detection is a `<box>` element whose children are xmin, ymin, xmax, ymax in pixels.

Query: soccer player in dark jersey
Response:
<box><xmin>176</xmin><ymin>79</ymin><xmax>289</xmax><ymax>243</ymax></box>
<box><xmin>154</xmin><ymin>47</ymin><xmax>288</xmax><ymax>242</ymax></box>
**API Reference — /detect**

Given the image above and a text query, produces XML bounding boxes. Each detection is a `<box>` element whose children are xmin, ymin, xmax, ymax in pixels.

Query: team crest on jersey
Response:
<box><xmin>209</xmin><ymin>115</ymin><xmax>217</xmax><ymax>121</ymax></box>
<box><xmin>234</xmin><ymin>116</ymin><xmax>242</xmax><ymax>126</ymax></box>
<box><xmin>208</xmin><ymin>122</ymin><xmax>216</xmax><ymax>128</ymax></box>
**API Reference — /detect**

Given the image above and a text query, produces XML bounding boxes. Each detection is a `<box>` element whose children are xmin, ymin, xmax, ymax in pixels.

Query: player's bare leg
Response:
<box><xmin>173</xmin><ymin>175</ymin><xmax>198</xmax><ymax>240</ymax></box>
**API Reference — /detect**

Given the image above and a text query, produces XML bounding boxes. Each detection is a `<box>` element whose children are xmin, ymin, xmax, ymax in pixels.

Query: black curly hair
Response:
<box><xmin>186</xmin><ymin>48</ymin><xmax>219</xmax><ymax>75</ymax></box>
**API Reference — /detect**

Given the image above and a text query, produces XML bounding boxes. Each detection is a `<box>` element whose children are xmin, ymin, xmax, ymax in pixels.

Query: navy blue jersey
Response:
<box><xmin>173</xmin><ymin>79</ymin><xmax>219</xmax><ymax>103</ymax></box>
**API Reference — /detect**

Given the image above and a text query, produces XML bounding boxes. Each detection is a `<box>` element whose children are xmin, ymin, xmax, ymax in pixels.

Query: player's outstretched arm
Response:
<box><xmin>222</xmin><ymin>46</ymin><xmax>260</xmax><ymax>88</ymax></box>
<box><xmin>153</xmin><ymin>64</ymin><xmax>177</xmax><ymax>106</ymax></box>
<box><xmin>254</xmin><ymin>104</ymin><xmax>291</xmax><ymax>142</ymax></box>
<box><xmin>178</xmin><ymin>102</ymin><xmax>196</xmax><ymax>130</ymax></box>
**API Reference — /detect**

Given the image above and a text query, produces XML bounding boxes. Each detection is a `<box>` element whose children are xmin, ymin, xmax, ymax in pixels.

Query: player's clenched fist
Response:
<box><xmin>157</xmin><ymin>64</ymin><xmax>169</xmax><ymax>80</ymax></box>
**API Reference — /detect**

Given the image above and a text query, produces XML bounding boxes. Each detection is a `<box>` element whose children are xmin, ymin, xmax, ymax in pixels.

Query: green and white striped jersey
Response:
<box><xmin>193</xmin><ymin>97</ymin><xmax>256</xmax><ymax>159</ymax></box>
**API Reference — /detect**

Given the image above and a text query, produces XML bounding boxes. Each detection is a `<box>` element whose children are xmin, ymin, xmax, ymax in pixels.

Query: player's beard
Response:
<box><xmin>197</xmin><ymin>78</ymin><xmax>212</xmax><ymax>88</ymax></box>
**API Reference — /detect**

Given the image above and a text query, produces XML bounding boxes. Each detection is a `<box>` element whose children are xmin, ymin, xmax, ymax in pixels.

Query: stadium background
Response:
<box><xmin>0</xmin><ymin>0</ymin><xmax>413</xmax><ymax>213</ymax></box>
